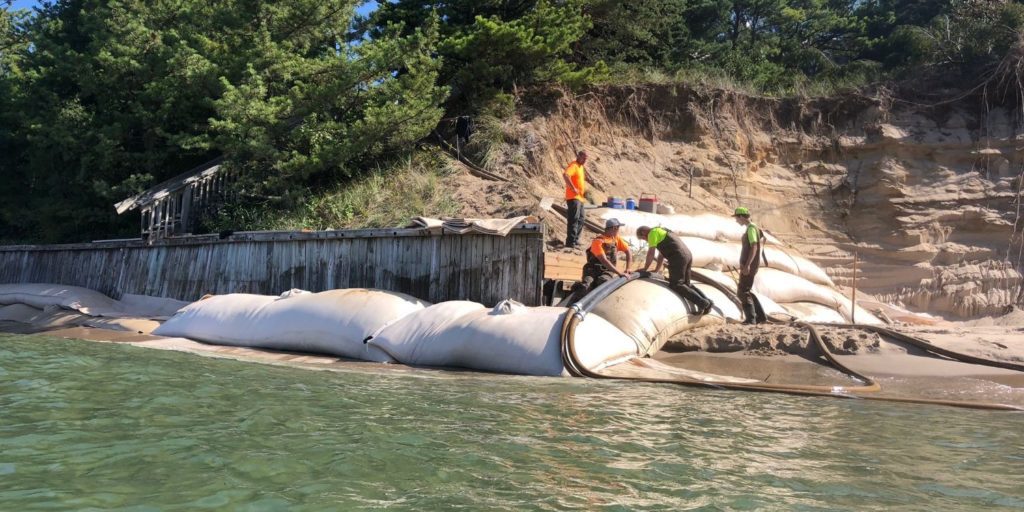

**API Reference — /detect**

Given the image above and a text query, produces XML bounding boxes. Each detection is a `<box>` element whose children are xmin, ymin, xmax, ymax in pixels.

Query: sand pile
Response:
<box><xmin>664</xmin><ymin>321</ymin><xmax>1024</xmax><ymax>367</ymax></box>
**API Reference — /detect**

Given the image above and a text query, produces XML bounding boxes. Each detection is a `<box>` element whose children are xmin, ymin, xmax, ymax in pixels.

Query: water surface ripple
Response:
<box><xmin>1</xmin><ymin>334</ymin><xmax>1022</xmax><ymax>511</ymax></box>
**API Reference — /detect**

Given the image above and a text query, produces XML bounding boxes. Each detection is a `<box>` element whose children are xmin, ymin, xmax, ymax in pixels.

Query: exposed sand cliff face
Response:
<box><xmin>458</xmin><ymin>84</ymin><xmax>1024</xmax><ymax>319</ymax></box>
<box><xmin>823</xmin><ymin>102</ymin><xmax>1024</xmax><ymax>318</ymax></box>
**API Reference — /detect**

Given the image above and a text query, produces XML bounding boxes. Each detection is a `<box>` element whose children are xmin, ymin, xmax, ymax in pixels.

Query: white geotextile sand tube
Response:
<box><xmin>7</xmin><ymin>278</ymin><xmax>884</xmax><ymax>375</ymax></box>
<box><xmin>760</xmin><ymin>247</ymin><xmax>834</xmax><ymax>287</ymax></box>
<box><xmin>596</xmin><ymin>209</ymin><xmax>783</xmax><ymax>245</ymax></box>
<box><xmin>0</xmin><ymin>283</ymin><xmax>188</xmax><ymax>319</ymax></box>
<box><xmin>154</xmin><ymin>289</ymin><xmax>430</xmax><ymax>362</ymax></box>
<box><xmin>754</xmin><ymin>268</ymin><xmax>883</xmax><ymax>325</ymax></box>
<box><xmin>755</xmin><ymin>293</ymin><xmax>790</xmax><ymax>318</ymax></box>
<box><xmin>692</xmin><ymin>268</ymin><xmax>870</xmax><ymax>323</ymax></box>
<box><xmin>589</xmin><ymin>279</ymin><xmax>741</xmax><ymax>356</ymax></box>
<box><xmin>154</xmin><ymin>290</ymin><xmax>640</xmax><ymax>377</ymax></box>
<box><xmin>780</xmin><ymin>302</ymin><xmax>847</xmax><ymax>324</ymax></box>
<box><xmin>620</xmin><ymin>235</ymin><xmax>834</xmax><ymax>287</ymax></box>
<box><xmin>0</xmin><ymin>283</ymin><xmax>120</xmax><ymax>312</ymax></box>
<box><xmin>369</xmin><ymin>300</ymin><xmax>639</xmax><ymax>376</ymax></box>
<box><xmin>692</xmin><ymin>268</ymin><xmax>738</xmax><ymax>290</ymax></box>
<box><xmin>0</xmin><ymin>303</ymin><xmax>45</xmax><ymax>322</ymax></box>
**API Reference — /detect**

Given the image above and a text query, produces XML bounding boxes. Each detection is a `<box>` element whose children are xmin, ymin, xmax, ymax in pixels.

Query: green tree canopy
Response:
<box><xmin>1</xmin><ymin>0</ymin><xmax>446</xmax><ymax>242</ymax></box>
<box><xmin>4</xmin><ymin>0</ymin><xmax>1024</xmax><ymax>242</ymax></box>
<box><xmin>367</xmin><ymin>0</ymin><xmax>599</xmax><ymax>107</ymax></box>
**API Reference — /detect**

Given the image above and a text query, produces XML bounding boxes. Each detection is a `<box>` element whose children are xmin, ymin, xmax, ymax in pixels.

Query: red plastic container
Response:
<box><xmin>638</xmin><ymin>193</ymin><xmax>659</xmax><ymax>213</ymax></box>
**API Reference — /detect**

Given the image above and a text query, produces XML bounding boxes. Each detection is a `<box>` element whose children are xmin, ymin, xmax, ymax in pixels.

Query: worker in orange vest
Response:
<box><xmin>562</xmin><ymin>151</ymin><xmax>588</xmax><ymax>248</ymax></box>
<box><xmin>582</xmin><ymin>218</ymin><xmax>633</xmax><ymax>290</ymax></box>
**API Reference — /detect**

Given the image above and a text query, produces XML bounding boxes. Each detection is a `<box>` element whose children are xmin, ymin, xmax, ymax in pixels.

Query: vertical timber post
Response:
<box><xmin>180</xmin><ymin>186</ymin><xmax>193</xmax><ymax>235</ymax></box>
<box><xmin>851</xmin><ymin>251</ymin><xmax>858</xmax><ymax>324</ymax></box>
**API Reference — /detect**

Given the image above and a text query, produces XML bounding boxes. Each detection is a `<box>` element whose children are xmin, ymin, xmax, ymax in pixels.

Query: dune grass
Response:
<box><xmin>206</xmin><ymin>150</ymin><xmax>461</xmax><ymax>232</ymax></box>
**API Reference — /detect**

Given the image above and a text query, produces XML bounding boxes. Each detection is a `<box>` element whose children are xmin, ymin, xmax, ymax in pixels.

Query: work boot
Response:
<box><xmin>742</xmin><ymin>303</ymin><xmax>757</xmax><ymax>325</ymax></box>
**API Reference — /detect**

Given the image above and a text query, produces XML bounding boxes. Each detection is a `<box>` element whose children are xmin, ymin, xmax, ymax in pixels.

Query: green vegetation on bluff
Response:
<box><xmin>1</xmin><ymin>0</ymin><xmax>1022</xmax><ymax>242</ymax></box>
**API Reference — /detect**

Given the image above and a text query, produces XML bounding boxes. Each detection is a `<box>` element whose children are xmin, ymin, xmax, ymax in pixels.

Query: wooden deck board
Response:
<box><xmin>543</xmin><ymin>252</ymin><xmax>630</xmax><ymax>281</ymax></box>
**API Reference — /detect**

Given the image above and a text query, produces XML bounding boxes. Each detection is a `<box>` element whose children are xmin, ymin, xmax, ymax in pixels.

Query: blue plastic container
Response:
<box><xmin>625</xmin><ymin>198</ymin><xmax>637</xmax><ymax>210</ymax></box>
<box><xmin>607</xmin><ymin>197</ymin><xmax>625</xmax><ymax>209</ymax></box>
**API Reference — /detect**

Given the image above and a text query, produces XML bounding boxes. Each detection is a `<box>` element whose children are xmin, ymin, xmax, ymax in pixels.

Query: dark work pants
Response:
<box><xmin>737</xmin><ymin>270</ymin><xmax>757</xmax><ymax>307</ymax></box>
<box><xmin>583</xmin><ymin>268</ymin><xmax>616</xmax><ymax>293</ymax></box>
<box><xmin>738</xmin><ymin>269</ymin><xmax>765</xmax><ymax>323</ymax></box>
<box><xmin>567</xmin><ymin>265</ymin><xmax>615</xmax><ymax>304</ymax></box>
<box><xmin>667</xmin><ymin>260</ymin><xmax>711</xmax><ymax>312</ymax></box>
<box><xmin>566</xmin><ymin>199</ymin><xmax>584</xmax><ymax>247</ymax></box>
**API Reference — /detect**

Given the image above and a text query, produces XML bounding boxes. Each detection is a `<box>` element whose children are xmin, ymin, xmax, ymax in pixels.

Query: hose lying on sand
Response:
<box><xmin>560</xmin><ymin>275</ymin><xmax>1024</xmax><ymax>412</ymax></box>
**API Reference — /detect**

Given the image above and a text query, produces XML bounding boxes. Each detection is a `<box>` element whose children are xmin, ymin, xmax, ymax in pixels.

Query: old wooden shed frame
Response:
<box><xmin>114</xmin><ymin>156</ymin><xmax>236</xmax><ymax>241</ymax></box>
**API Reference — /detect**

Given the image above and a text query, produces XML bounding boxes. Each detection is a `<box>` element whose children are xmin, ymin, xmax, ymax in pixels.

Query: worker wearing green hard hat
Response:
<box><xmin>733</xmin><ymin>206</ymin><xmax>765</xmax><ymax>324</ymax></box>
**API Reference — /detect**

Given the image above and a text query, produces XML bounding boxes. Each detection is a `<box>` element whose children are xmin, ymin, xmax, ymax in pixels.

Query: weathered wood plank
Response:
<box><xmin>542</xmin><ymin>251</ymin><xmax>631</xmax><ymax>282</ymax></box>
<box><xmin>0</xmin><ymin>229</ymin><xmax>545</xmax><ymax>306</ymax></box>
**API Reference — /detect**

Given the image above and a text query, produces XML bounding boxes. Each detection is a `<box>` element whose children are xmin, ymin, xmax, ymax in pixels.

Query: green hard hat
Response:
<box><xmin>733</xmin><ymin>206</ymin><xmax>750</xmax><ymax>217</ymax></box>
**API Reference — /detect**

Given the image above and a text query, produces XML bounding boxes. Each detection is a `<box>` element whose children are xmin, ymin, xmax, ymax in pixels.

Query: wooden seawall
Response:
<box><xmin>0</xmin><ymin>226</ymin><xmax>545</xmax><ymax>306</ymax></box>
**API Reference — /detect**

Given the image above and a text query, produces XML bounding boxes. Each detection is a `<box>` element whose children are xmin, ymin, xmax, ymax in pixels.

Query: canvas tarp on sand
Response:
<box><xmin>408</xmin><ymin>216</ymin><xmax>534</xmax><ymax>236</ymax></box>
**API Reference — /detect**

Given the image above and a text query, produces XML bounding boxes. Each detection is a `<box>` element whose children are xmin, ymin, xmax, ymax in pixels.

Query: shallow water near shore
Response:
<box><xmin>1</xmin><ymin>334</ymin><xmax>1023</xmax><ymax>511</ymax></box>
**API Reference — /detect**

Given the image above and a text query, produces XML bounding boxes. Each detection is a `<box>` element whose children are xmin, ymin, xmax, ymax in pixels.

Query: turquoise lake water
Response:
<box><xmin>1</xmin><ymin>333</ymin><xmax>1022</xmax><ymax>511</ymax></box>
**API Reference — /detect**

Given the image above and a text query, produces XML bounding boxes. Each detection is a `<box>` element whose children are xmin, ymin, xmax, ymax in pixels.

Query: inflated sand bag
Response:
<box><xmin>618</xmin><ymin>235</ymin><xmax>728</xmax><ymax>267</ymax></box>
<box><xmin>597</xmin><ymin>209</ymin><xmax>782</xmax><ymax>245</ymax></box>
<box><xmin>754</xmin><ymin>293</ymin><xmax>789</xmax><ymax>318</ymax></box>
<box><xmin>699</xmin><ymin>284</ymin><xmax>743</xmax><ymax>320</ymax></box>
<box><xmin>367</xmin><ymin>301</ymin><xmax>485</xmax><ymax>365</ymax></box>
<box><xmin>692</xmin><ymin>268</ymin><xmax>739</xmax><ymax>291</ymax></box>
<box><xmin>681</xmin><ymin>237</ymin><xmax>740</xmax><ymax>270</ymax></box>
<box><xmin>634</xmin><ymin>236</ymin><xmax>832</xmax><ymax>287</ymax></box>
<box><xmin>154</xmin><ymin>289</ymin><xmax>430</xmax><ymax>361</ymax></box>
<box><xmin>574</xmin><ymin>313</ymin><xmax>646</xmax><ymax>372</ymax></box>
<box><xmin>692</xmin><ymin>268</ymin><xmax>785</xmax><ymax>319</ymax></box>
<box><xmin>600</xmin><ymin>208</ymin><xmax>835</xmax><ymax>286</ymax></box>
<box><xmin>0</xmin><ymin>283</ymin><xmax>120</xmax><ymax>315</ymax></box>
<box><xmin>761</xmin><ymin>247</ymin><xmax>834</xmax><ymax>287</ymax></box>
<box><xmin>690</xmin><ymin>269</ymin><xmax>841</xmax><ymax>322</ymax></box>
<box><xmin>589</xmin><ymin>279</ymin><xmax>741</xmax><ymax>356</ymax></box>
<box><xmin>0</xmin><ymin>284</ymin><xmax>188</xmax><ymax>319</ymax></box>
<box><xmin>368</xmin><ymin>300</ymin><xmax>638</xmax><ymax>376</ymax></box>
<box><xmin>754</xmin><ymin>268</ymin><xmax>839</xmax><ymax>307</ymax></box>
<box><xmin>0</xmin><ymin>303</ymin><xmax>44</xmax><ymax>323</ymax></box>
<box><xmin>781</xmin><ymin>302</ymin><xmax>847</xmax><ymax>324</ymax></box>
<box><xmin>113</xmin><ymin>294</ymin><xmax>190</xmax><ymax>319</ymax></box>
<box><xmin>754</xmin><ymin>269</ymin><xmax>883</xmax><ymax>325</ymax></box>
<box><xmin>620</xmin><ymin>235</ymin><xmax>834</xmax><ymax>287</ymax></box>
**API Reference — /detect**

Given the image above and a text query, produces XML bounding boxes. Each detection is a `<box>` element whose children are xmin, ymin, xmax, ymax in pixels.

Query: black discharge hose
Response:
<box><xmin>559</xmin><ymin>276</ymin><xmax>1024</xmax><ymax>411</ymax></box>
<box><xmin>827</xmin><ymin>323</ymin><xmax>1024</xmax><ymax>374</ymax></box>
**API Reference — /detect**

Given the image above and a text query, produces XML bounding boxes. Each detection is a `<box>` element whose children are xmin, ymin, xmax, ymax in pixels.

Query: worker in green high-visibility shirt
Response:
<box><xmin>733</xmin><ymin>206</ymin><xmax>766</xmax><ymax>324</ymax></box>
<box><xmin>636</xmin><ymin>225</ymin><xmax>714</xmax><ymax>315</ymax></box>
